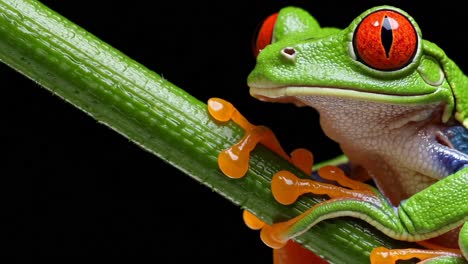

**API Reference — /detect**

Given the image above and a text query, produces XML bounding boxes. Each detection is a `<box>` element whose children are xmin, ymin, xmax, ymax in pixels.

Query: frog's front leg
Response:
<box><xmin>263</xmin><ymin>166</ymin><xmax>468</xmax><ymax>263</ymax></box>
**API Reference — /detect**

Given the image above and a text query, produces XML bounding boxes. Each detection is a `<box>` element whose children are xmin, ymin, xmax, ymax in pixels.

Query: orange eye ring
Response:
<box><xmin>253</xmin><ymin>12</ymin><xmax>279</xmax><ymax>58</ymax></box>
<box><xmin>353</xmin><ymin>9</ymin><xmax>418</xmax><ymax>71</ymax></box>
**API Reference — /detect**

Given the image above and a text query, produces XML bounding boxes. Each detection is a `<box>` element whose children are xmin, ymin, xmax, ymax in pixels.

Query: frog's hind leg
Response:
<box><xmin>261</xmin><ymin>166</ymin><xmax>395</xmax><ymax>249</ymax></box>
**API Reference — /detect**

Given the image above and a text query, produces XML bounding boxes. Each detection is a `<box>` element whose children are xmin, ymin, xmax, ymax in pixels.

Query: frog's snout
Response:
<box><xmin>280</xmin><ymin>47</ymin><xmax>297</xmax><ymax>61</ymax></box>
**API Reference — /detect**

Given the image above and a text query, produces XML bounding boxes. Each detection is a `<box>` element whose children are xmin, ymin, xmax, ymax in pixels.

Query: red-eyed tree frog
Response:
<box><xmin>247</xmin><ymin>5</ymin><xmax>468</xmax><ymax>263</ymax></box>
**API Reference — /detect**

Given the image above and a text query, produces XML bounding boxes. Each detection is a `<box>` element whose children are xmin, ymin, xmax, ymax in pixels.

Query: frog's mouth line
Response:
<box><xmin>250</xmin><ymin>84</ymin><xmax>454</xmax><ymax>128</ymax></box>
<box><xmin>249</xmin><ymin>86</ymin><xmax>436</xmax><ymax>106</ymax></box>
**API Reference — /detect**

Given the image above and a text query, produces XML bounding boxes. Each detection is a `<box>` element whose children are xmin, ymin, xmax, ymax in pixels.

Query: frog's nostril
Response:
<box><xmin>281</xmin><ymin>47</ymin><xmax>296</xmax><ymax>60</ymax></box>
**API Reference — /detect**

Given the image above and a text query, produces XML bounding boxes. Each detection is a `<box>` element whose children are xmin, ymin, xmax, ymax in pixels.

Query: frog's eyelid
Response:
<box><xmin>348</xmin><ymin>41</ymin><xmax>357</xmax><ymax>60</ymax></box>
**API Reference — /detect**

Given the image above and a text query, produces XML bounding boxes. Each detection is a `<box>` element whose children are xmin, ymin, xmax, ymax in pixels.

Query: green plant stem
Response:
<box><xmin>0</xmin><ymin>0</ymin><xmax>413</xmax><ymax>263</ymax></box>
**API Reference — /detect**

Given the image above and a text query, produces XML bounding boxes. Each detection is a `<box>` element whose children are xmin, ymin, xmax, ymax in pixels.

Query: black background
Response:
<box><xmin>2</xmin><ymin>0</ymin><xmax>467</xmax><ymax>262</ymax></box>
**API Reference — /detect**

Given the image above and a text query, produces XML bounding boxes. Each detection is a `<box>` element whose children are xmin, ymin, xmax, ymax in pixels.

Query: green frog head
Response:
<box><xmin>248</xmin><ymin>5</ymin><xmax>468</xmax><ymax>127</ymax></box>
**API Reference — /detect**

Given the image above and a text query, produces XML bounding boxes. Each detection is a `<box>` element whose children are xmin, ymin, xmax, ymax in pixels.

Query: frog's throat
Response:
<box><xmin>249</xmin><ymin>86</ymin><xmax>452</xmax><ymax>122</ymax></box>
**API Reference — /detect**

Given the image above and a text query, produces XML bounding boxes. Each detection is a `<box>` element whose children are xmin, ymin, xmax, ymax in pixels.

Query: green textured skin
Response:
<box><xmin>273</xmin><ymin>7</ymin><xmax>339</xmax><ymax>43</ymax></box>
<box><xmin>399</xmin><ymin>168</ymin><xmax>468</xmax><ymax>236</ymax></box>
<box><xmin>422</xmin><ymin>40</ymin><xmax>468</xmax><ymax>126</ymax></box>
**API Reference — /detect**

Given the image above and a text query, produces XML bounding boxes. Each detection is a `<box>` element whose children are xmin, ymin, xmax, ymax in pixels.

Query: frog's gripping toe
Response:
<box><xmin>260</xmin><ymin>223</ymin><xmax>291</xmax><ymax>249</ymax></box>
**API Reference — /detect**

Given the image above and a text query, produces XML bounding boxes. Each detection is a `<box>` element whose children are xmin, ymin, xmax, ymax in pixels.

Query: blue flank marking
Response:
<box><xmin>436</xmin><ymin>150</ymin><xmax>468</xmax><ymax>175</ymax></box>
<box><xmin>438</xmin><ymin>125</ymin><xmax>468</xmax><ymax>175</ymax></box>
<box><xmin>445</xmin><ymin>125</ymin><xmax>468</xmax><ymax>155</ymax></box>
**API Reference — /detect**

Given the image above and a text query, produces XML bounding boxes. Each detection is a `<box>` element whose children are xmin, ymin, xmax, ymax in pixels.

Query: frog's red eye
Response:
<box><xmin>353</xmin><ymin>9</ymin><xmax>417</xmax><ymax>71</ymax></box>
<box><xmin>253</xmin><ymin>13</ymin><xmax>278</xmax><ymax>58</ymax></box>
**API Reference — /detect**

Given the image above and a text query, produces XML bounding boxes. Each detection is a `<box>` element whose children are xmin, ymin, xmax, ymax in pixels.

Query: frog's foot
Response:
<box><xmin>208</xmin><ymin>97</ymin><xmax>315</xmax><ymax>177</ymax></box>
<box><xmin>261</xmin><ymin>166</ymin><xmax>382</xmax><ymax>248</ymax></box>
<box><xmin>370</xmin><ymin>247</ymin><xmax>464</xmax><ymax>264</ymax></box>
<box><xmin>208</xmin><ymin>98</ymin><xmax>293</xmax><ymax>178</ymax></box>
<box><xmin>271</xmin><ymin>166</ymin><xmax>376</xmax><ymax>207</ymax></box>
<box><xmin>208</xmin><ymin>97</ymin><xmax>317</xmax><ymax>226</ymax></box>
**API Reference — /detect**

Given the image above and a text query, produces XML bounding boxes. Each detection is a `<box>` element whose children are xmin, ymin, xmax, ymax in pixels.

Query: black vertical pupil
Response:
<box><xmin>381</xmin><ymin>15</ymin><xmax>394</xmax><ymax>58</ymax></box>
